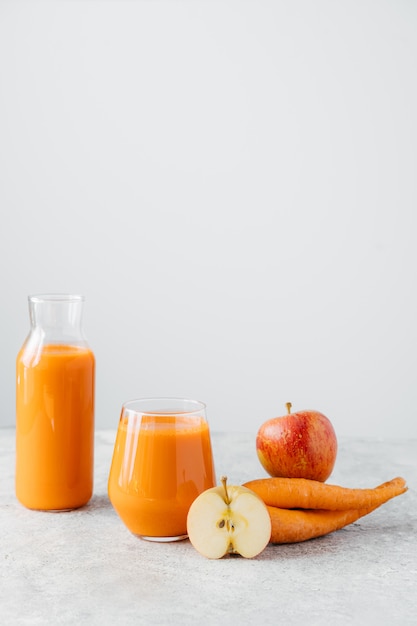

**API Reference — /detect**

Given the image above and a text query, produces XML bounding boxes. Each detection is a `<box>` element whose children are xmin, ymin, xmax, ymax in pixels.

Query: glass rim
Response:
<box><xmin>122</xmin><ymin>397</ymin><xmax>207</xmax><ymax>417</ymax></box>
<box><xmin>29</xmin><ymin>293</ymin><xmax>85</xmax><ymax>304</ymax></box>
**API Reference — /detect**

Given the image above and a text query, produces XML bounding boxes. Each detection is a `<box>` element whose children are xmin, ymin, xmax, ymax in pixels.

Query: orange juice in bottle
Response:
<box><xmin>16</xmin><ymin>294</ymin><xmax>95</xmax><ymax>510</ymax></box>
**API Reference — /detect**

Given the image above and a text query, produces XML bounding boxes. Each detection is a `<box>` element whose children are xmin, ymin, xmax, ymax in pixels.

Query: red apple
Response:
<box><xmin>256</xmin><ymin>402</ymin><xmax>337</xmax><ymax>482</ymax></box>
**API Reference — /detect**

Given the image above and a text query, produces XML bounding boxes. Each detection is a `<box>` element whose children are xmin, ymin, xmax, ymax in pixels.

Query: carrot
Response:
<box><xmin>243</xmin><ymin>476</ymin><xmax>407</xmax><ymax>511</ymax></box>
<box><xmin>267</xmin><ymin>504</ymin><xmax>379</xmax><ymax>544</ymax></box>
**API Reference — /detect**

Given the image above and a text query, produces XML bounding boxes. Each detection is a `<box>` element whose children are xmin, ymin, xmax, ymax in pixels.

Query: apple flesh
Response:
<box><xmin>256</xmin><ymin>403</ymin><xmax>337</xmax><ymax>482</ymax></box>
<box><xmin>186</xmin><ymin>476</ymin><xmax>271</xmax><ymax>559</ymax></box>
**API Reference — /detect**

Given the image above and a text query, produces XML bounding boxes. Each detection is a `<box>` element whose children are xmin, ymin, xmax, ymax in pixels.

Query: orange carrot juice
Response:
<box><xmin>108</xmin><ymin>413</ymin><xmax>216</xmax><ymax>538</ymax></box>
<box><xmin>16</xmin><ymin>344</ymin><xmax>95</xmax><ymax>510</ymax></box>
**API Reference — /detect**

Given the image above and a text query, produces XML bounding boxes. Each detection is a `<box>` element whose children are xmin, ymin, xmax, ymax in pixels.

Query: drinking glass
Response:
<box><xmin>108</xmin><ymin>398</ymin><xmax>216</xmax><ymax>541</ymax></box>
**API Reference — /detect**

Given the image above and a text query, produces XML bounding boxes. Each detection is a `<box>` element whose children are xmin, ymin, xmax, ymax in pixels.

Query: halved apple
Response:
<box><xmin>186</xmin><ymin>476</ymin><xmax>271</xmax><ymax>559</ymax></box>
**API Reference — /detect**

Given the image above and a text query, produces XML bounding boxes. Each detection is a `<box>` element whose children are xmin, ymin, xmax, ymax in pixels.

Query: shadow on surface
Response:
<box><xmin>82</xmin><ymin>493</ymin><xmax>113</xmax><ymax>513</ymax></box>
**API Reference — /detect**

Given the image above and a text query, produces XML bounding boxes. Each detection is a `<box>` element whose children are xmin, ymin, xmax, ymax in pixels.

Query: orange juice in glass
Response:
<box><xmin>108</xmin><ymin>398</ymin><xmax>216</xmax><ymax>541</ymax></box>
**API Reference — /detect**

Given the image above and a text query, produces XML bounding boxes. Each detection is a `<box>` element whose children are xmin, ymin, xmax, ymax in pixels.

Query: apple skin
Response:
<box><xmin>256</xmin><ymin>406</ymin><xmax>337</xmax><ymax>482</ymax></box>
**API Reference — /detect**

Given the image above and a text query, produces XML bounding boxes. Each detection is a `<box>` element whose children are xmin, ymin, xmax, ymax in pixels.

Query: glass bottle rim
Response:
<box><xmin>29</xmin><ymin>293</ymin><xmax>85</xmax><ymax>304</ymax></box>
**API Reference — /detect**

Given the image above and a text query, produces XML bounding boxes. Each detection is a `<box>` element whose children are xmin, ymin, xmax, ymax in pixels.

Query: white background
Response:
<box><xmin>1</xmin><ymin>0</ymin><xmax>416</xmax><ymax>438</ymax></box>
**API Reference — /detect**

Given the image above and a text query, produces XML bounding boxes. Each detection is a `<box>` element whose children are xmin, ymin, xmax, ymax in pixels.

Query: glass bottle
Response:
<box><xmin>16</xmin><ymin>294</ymin><xmax>95</xmax><ymax>510</ymax></box>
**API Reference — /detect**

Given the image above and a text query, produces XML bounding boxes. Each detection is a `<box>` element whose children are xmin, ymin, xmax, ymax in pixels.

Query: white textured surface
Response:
<box><xmin>0</xmin><ymin>430</ymin><xmax>416</xmax><ymax>625</ymax></box>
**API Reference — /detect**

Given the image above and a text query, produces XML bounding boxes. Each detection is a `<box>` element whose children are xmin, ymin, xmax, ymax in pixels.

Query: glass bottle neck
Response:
<box><xmin>28</xmin><ymin>294</ymin><xmax>87</xmax><ymax>345</ymax></box>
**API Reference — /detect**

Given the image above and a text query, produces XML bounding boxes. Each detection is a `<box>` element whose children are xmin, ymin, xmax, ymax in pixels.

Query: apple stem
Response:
<box><xmin>220</xmin><ymin>476</ymin><xmax>231</xmax><ymax>505</ymax></box>
<box><xmin>286</xmin><ymin>402</ymin><xmax>292</xmax><ymax>414</ymax></box>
